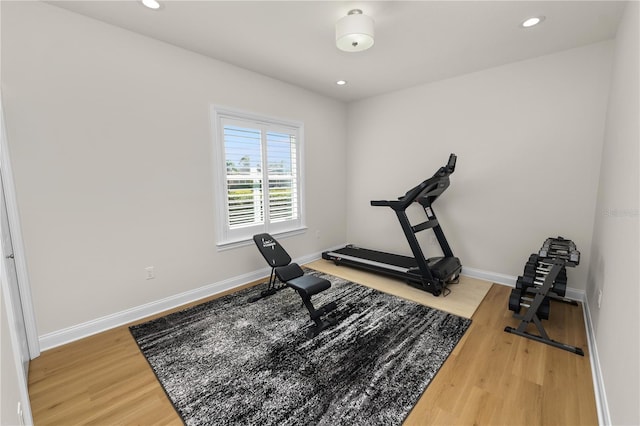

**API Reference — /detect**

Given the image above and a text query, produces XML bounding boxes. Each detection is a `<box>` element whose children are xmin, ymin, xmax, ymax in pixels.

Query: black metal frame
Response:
<box><xmin>252</xmin><ymin>233</ymin><xmax>338</xmax><ymax>337</ymax></box>
<box><xmin>248</xmin><ymin>234</ymin><xmax>291</xmax><ymax>303</ymax></box>
<box><xmin>246</xmin><ymin>267</ymin><xmax>288</xmax><ymax>303</ymax></box>
<box><xmin>504</xmin><ymin>259</ymin><xmax>584</xmax><ymax>356</ymax></box>
<box><xmin>323</xmin><ymin>154</ymin><xmax>461</xmax><ymax>296</ymax></box>
<box><xmin>274</xmin><ymin>263</ymin><xmax>337</xmax><ymax>338</ymax></box>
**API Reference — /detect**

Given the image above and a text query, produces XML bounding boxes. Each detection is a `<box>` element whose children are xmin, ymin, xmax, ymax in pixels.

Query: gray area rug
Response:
<box><xmin>130</xmin><ymin>270</ymin><xmax>471</xmax><ymax>426</ymax></box>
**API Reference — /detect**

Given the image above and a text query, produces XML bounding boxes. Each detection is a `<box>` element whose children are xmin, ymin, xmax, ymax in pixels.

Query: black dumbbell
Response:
<box><xmin>537</xmin><ymin>298</ymin><xmax>550</xmax><ymax>320</ymax></box>
<box><xmin>551</xmin><ymin>280</ymin><xmax>567</xmax><ymax>297</ymax></box>
<box><xmin>516</xmin><ymin>276</ymin><xmax>533</xmax><ymax>293</ymax></box>
<box><xmin>508</xmin><ymin>288</ymin><xmax>550</xmax><ymax>320</ymax></box>
<box><xmin>557</xmin><ymin>268</ymin><xmax>567</xmax><ymax>281</ymax></box>
<box><xmin>539</xmin><ymin>239</ymin><xmax>580</xmax><ymax>264</ymax></box>
<box><xmin>509</xmin><ymin>288</ymin><xmax>523</xmax><ymax>313</ymax></box>
<box><xmin>523</xmin><ymin>263</ymin><xmax>539</xmax><ymax>277</ymax></box>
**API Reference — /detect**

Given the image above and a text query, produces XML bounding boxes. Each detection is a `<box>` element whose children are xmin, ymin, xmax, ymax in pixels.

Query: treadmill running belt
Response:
<box><xmin>329</xmin><ymin>246</ymin><xmax>418</xmax><ymax>269</ymax></box>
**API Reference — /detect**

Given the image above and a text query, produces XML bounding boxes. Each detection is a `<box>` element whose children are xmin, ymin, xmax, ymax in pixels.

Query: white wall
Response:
<box><xmin>346</xmin><ymin>41</ymin><xmax>614</xmax><ymax>291</ymax></box>
<box><xmin>0</xmin><ymin>1</ymin><xmax>347</xmax><ymax>336</ymax></box>
<box><xmin>587</xmin><ymin>2</ymin><xmax>639</xmax><ymax>425</ymax></box>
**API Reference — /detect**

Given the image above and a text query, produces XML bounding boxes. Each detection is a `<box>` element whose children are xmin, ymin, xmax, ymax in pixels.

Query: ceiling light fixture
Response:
<box><xmin>520</xmin><ymin>16</ymin><xmax>545</xmax><ymax>28</ymax></box>
<box><xmin>141</xmin><ymin>0</ymin><xmax>161</xmax><ymax>10</ymax></box>
<box><xmin>336</xmin><ymin>9</ymin><xmax>375</xmax><ymax>52</ymax></box>
<box><xmin>336</xmin><ymin>80</ymin><xmax>347</xmax><ymax>86</ymax></box>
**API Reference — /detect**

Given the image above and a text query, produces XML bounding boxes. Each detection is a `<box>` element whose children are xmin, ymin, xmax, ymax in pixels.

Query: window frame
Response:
<box><xmin>211</xmin><ymin>105</ymin><xmax>306</xmax><ymax>249</ymax></box>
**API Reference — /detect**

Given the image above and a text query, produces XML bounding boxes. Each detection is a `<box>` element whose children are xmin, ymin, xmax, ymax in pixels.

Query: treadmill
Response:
<box><xmin>322</xmin><ymin>153</ymin><xmax>462</xmax><ymax>296</ymax></box>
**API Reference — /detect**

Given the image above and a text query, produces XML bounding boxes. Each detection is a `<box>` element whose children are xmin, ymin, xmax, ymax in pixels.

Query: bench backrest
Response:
<box><xmin>253</xmin><ymin>233</ymin><xmax>291</xmax><ymax>267</ymax></box>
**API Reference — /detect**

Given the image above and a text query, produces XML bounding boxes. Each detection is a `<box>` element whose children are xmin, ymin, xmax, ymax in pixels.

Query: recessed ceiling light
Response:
<box><xmin>141</xmin><ymin>0</ymin><xmax>161</xmax><ymax>10</ymax></box>
<box><xmin>521</xmin><ymin>16</ymin><xmax>545</xmax><ymax>28</ymax></box>
<box><xmin>336</xmin><ymin>80</ymin><xmax>347</xmax><ymax>86</ymax></box>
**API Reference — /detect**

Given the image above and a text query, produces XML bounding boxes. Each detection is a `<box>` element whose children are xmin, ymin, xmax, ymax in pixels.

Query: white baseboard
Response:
<box><xmin>38</xmin><ymin>252</ymin><xmax>609</xmax><ymax>426</ymax></box>
<box><xmin>581</xmin><ymin>293</ymin><xmax>611</xmax><ymax>425</ymax></box>
<box><xmin>462</xmin><ymin>265</ymin><xmax>585</xmax><ymax>301</ymax></box>
<box><xmin>39</xmin><ymin>251</ymin><xmax>322</xmax><ymax>352</ymax></box>
<box><xmin>38</xmin><ymin>271</ymin><xmax>258</xmax><ymax>351</ymax></box>
<box><xmin>461</xmin><ymin>266</ymin><xmax>517</xmax><ymax>286</ymax></box>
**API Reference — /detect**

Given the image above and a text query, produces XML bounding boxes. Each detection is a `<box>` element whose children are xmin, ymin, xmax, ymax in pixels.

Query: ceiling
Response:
<box><xmin>48</xmin><ymin>1</ymin><xmax>626</xmax><ymax>102</ymax></box>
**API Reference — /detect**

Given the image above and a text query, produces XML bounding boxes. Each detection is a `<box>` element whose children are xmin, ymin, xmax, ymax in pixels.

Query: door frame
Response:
<box><xmin>0</xmin><ymin>96</ymin><xmax>39</xmax><ymax>359</ymax></box>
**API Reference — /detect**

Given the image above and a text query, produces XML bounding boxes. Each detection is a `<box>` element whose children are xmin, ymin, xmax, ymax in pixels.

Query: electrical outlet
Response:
<box><xmin>597</xmin><ymin>289</ymin><xmax>603</xmax><ymax>308</ymax></box>
<box><xmin>145</xmin><ymin>266</ymin><xmax>155</xmax><ymax>280</ymax></box>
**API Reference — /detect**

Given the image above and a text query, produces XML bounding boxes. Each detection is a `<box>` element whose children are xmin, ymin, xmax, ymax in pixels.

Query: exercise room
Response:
<box><xmin>1</xmin><ymin>1</ymin><xmax>638</xmax><ymax>425</ymax></box>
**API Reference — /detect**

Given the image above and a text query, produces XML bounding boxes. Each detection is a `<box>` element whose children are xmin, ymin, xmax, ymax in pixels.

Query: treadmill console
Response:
<box><xmin>446</xmin><ymin>153</ymin><xmax>457</xmax><ymax>173</ymax></box>
<box><xmin>373</xmin><ymin>153</ymin><xmax>457</xmax><ymax>209</ymax></box>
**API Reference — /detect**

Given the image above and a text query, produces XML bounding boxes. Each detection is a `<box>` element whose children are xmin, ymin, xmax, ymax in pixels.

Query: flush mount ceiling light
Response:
<box><xmin>520</xmin><ymin>16</ymin><xmax>545</xmax><ymax>28</ymax></box>
<box><xmin>336</xmin><ymin>80</ymin><xmax>347</xmax><ymax>86</ymax></box>
<box><xmin>336</xmin><ymin>9</ymin><xmax>375</xmax><ymax>52</ymax></box>
<box><xmin>141</xmin><ymin>0</ymin><xmax>161</xmax><ymax>10</ymax></box>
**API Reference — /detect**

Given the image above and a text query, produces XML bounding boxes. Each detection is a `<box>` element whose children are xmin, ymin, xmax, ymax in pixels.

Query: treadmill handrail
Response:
<box><xmin>370</xmin><ymin>153</ymin><xmax>456</xmax><ymax>211</ymax></box>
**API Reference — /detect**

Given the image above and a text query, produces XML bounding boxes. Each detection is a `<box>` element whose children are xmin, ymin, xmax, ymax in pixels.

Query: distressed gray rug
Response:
<box><xmin>129</xmin><ymin>270</ymin><xmax>471</xmax><ymax>426</ymax></box>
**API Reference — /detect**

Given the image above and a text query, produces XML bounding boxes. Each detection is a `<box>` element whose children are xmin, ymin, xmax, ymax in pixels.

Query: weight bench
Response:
<box><xmin>252</xmin><ymin>233</ymin><xmax>337</xmax><ymax>337</ymax></box>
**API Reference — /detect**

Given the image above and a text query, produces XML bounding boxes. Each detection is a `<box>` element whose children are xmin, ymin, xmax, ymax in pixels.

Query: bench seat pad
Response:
<box><xmin>287</xmin><ymin>275</ymin><xmax>331</xmax><ymax>297</ymax></box>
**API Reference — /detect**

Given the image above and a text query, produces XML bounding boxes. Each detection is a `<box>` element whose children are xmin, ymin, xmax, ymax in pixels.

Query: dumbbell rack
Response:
<box><xmin>504</xmin><ymin>237</ymin><xmax>585</xmax><ymax>356</ymax></box>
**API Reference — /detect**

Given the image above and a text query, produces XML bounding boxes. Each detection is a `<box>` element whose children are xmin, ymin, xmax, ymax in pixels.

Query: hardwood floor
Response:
<box><xmin>405</xmin><ymin>284</ymin><xmax>597</xmax><ymax>425</ymax></box>
<box><xmin>305</xmin><ymin>259</ymin><xmax>493</xmax><ymax>319</ymax></box>
<box><xmin>28</xmin><ymin>275</ymin><xmax>597</xmax><ymax>425</ymax></box>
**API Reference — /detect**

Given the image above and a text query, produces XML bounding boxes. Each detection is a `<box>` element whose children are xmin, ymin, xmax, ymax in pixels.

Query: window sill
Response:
<box><xmin>216</xmin><ymin>226</ymin><xmax>308</xmax><ymax>251</ymax></box>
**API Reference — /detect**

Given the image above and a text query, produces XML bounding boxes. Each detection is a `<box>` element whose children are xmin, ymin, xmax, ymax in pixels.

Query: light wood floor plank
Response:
<box><xmin>28</xmin><ymin>267</ymin><xmax>597</xmax><ymax>425</ymax></box>
<box><xmin>305</xmin><ymin>259</ymin><xmax>492</xmax><ymax>318</ymax></box>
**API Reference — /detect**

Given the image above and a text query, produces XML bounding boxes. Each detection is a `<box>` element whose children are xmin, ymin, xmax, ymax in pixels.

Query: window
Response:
<box><xmin>212</xmin><ymin>106</ymin><xmax>305</xmax><ymax>247</ymax></box>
